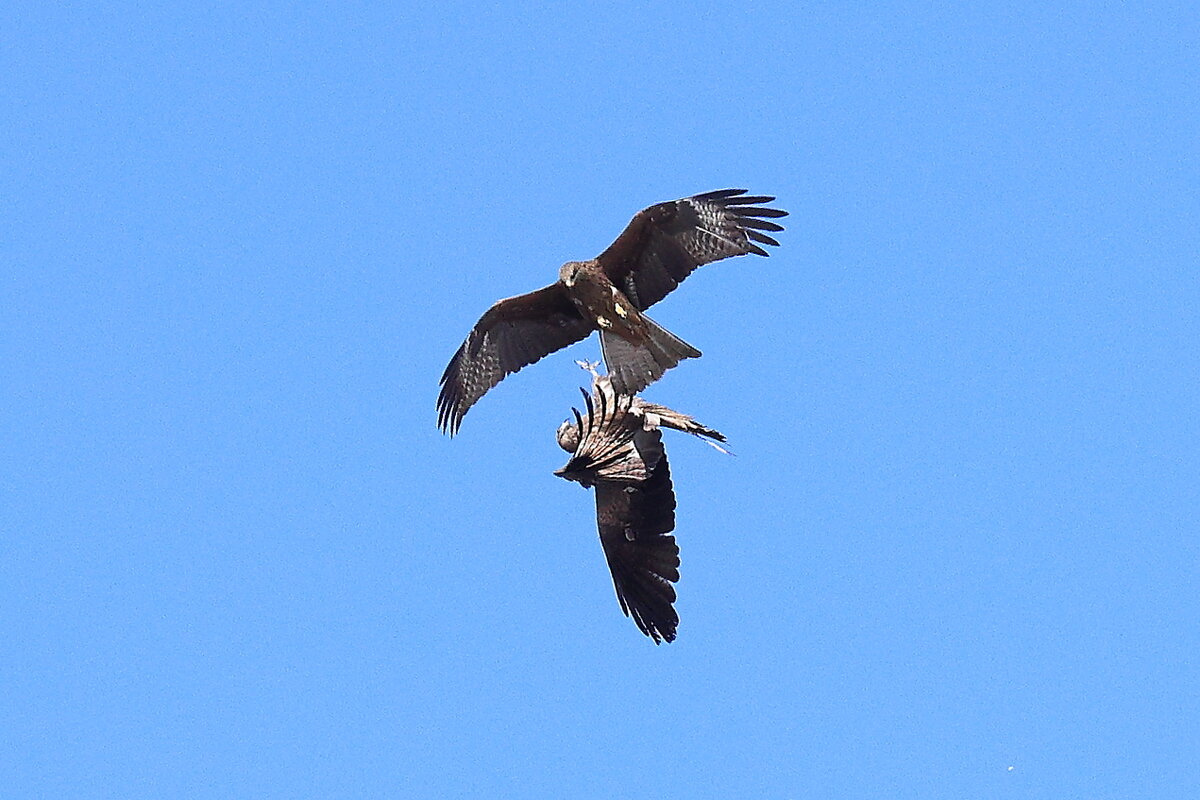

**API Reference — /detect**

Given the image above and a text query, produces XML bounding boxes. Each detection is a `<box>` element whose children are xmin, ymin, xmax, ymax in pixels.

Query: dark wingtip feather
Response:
<box><xmin>746</xmin><ymin>230</ymin><xmax>780</xmax><ymax>248</ymax></box>
<box><xmin>581</xmin><ymin>390</ymin><xmax>596</xmax><ymax>441</ymax></box>
<box><xmin>436</xmin><ymin>343</ymin><xmax>467</xmax><ymax>435</ymax></box>
<box><xmin>741</xmin><ymin>218</ymin><xmax>785</xmax><ymax>232</ymax></box>
<box><xmin>722</xmin><ymin>191</ymin><xmax>787</xmax><ymax>254</ymax></box>
<box><xmin>436</xmin><ymin>392</ymin><xmax>462</xmax><ymax>435</ymax></box>
<box><xmin>726</xmin><ymin>194</ymin><xmax>775</xmax><ymax>205</ymax></box>
<box><xmin>742</xmin><ymin>207</ymin><xmax>788</xmax><ymax>218</ymax></box>
<box><xmin>435</xmin><ymin>388</ymin><xmax>459</xmax><ymax>436</ymax></box>
<box><xmin>698</xmin><ymin>188</ymin><xmax>789</xmax><ymax>253</ymax></box>
<box><xmin>695</xmin><ymin>188</ymin><xmax>748</xmax><ymax>201</ymax></box>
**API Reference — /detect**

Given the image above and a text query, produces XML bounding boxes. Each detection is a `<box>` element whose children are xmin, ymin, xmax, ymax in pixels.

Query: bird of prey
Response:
<box><xmin>554</xmin><ymin>365</ymin><xmax>728</xmax><ymax>643</ymax></box>
<box><xmin>437</xmin><ymin>189</ymin><xmax>787</xmax><ymax>434</ymax></box>
<box><xmin>555</xmin><ymin>361</ymin><xmax>730</xmax><ymax>455</ymax></box>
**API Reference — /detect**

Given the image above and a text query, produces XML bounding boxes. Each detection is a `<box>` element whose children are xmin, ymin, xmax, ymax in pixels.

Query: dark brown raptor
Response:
<box><xmin>436</xmin><ymin>189</ymin><xmax>787</xmax><ymax>434</ymax></box>
<box><xmin>554</xmin><ymin>367</ymin><xmax>728</xmax><ymax>643</ymax></box>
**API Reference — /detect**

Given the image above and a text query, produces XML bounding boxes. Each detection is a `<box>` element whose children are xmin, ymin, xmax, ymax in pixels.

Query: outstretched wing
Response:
<box><xmin>437</xmin><ymin>284</ymin><xmax>593</xmax><ymax>435</ymax></box>
<box><xmin>594</xmin><ymin>445</ymin><xmax>680</xmax><ymax>643</ymax></box>
<box><xmin>554</xmin><ymin>385</ymin><xmax>647</xmax><ymax>484</ymax></box>
<box><xmin>596</xmin><ymin>188</ymin><xmax>788</xmax><ymax>310</ymax></box>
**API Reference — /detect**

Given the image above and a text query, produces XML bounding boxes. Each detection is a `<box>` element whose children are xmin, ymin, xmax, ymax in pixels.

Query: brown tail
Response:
<box><xmin>601</xmin><ymin>315</ymin><xmax>700</xmax><ymax>396</ymax></box>
<box><xmin>634</xmin><ymin>401</ymin><xmax>730</xmax><ymax>453</ymax></box>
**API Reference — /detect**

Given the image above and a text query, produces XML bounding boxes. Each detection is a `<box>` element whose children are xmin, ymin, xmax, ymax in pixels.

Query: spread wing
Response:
<box><xmin>594</xmin><ymin>447</ymin><xmax>680</xmax><ymax>643</ymax></box>
<box><xmin>554</xmin><ymin>374</ymin><xmax>682</xmax><ymax>643</ymax></box>
<box><xmin>437</xmin><ymin>284</ymin><xmax>593</xmax><ymax>435</ymax></box>
<box><xmin>596</xmin><ymin>188</ymin><xmax>788</xmax><ymax>310</ymax></box>
<box><xmin>554</xmin><ymin>385</ymin><xmax>652</xmax><ymax>485</ymax></box>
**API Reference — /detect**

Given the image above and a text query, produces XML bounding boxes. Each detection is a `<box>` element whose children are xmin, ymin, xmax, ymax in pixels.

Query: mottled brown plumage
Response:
<box><xmin>554</xmin><ymin>369</ymin><xmax>728</xmax><ymax>643</ymax></box>
<box><xmin>556</xmin><ymin>362</ymin><xmax>729</xmax><ymax>455</ymax></box>
<box><xmin>437</xmin><ymin>189</ymin><xmax>786</xmax><ymax>434</ymax></box>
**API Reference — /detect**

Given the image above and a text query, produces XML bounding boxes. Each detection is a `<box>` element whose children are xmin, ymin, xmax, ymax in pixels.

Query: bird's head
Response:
<box><xmin>556</xmin><ymin>418</ymin><xmax>580</xmax><ymax>453</ymax></box>
<box><xmin>559</xmin><ymin>261</ymin><xmax>585</xmax><ymax>287</ymax></box>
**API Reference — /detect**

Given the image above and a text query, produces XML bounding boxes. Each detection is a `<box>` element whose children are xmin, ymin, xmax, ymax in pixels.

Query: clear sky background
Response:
<box><xmin>3</xmin><ymin>2</ymin><xmax>1198</xmax><ymax>798</ymax></box>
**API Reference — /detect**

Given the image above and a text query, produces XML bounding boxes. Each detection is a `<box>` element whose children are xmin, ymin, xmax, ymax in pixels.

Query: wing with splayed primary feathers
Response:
<box><xmin>437</xmin><ymin>284</ymin><xmax>593</xmax><ymax>435</ymax></box>
<box><xmin>596</xmin><ymin>188</ymin><xmax>788</xmax><ymax>310</ymax></box>
<box><xmin>554</xmin><ymin>385</ymin><xmax>654</xmax><ymax>484</ymax></box>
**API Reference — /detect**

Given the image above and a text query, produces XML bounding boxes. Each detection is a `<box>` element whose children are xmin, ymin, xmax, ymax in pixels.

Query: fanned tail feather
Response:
<box><xmin>635</xmin><ymin>401</ymin><xmax>732</xmax><ymax>455</ymax></box>
<box><xmin>601</xmin><ymin>316</ymin><xmax>700</xmax><ymax>396</ymax></box>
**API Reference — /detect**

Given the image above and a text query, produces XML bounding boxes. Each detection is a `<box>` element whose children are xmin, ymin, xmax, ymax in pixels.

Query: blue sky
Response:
<box><xmin>3</xmin><ymin>2</ymin><xmax>1198</xmax><ymax>797</ymax></box>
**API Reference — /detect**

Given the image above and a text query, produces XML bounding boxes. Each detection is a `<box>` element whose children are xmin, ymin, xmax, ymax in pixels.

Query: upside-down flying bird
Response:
<box><xmin>436</xmin><ymin>189</ymin><xmax>786</xmax><ymax>434</ymax></box>
<box><xmin>554</xmin><ymin>366</ymin><xmax>728</xmax><ymax>643</ymax></box>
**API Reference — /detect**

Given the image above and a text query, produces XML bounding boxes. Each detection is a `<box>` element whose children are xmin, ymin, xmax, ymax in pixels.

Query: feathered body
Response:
<box><xmin>554</xmin><ymin>371</ymin><xmax>728</xmax><ymax>643</ymax></box>
<box><xmin>437</xmin><ymin>189</ymin><xmax>786</xmax><ymax>434</ymax></box>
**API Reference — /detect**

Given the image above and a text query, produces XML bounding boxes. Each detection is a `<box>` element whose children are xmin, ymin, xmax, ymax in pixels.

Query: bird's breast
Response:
<box><xmin>566</xmin><ymin>275</ymin><xmax>645</xmax><ymax>339</ymax></box>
